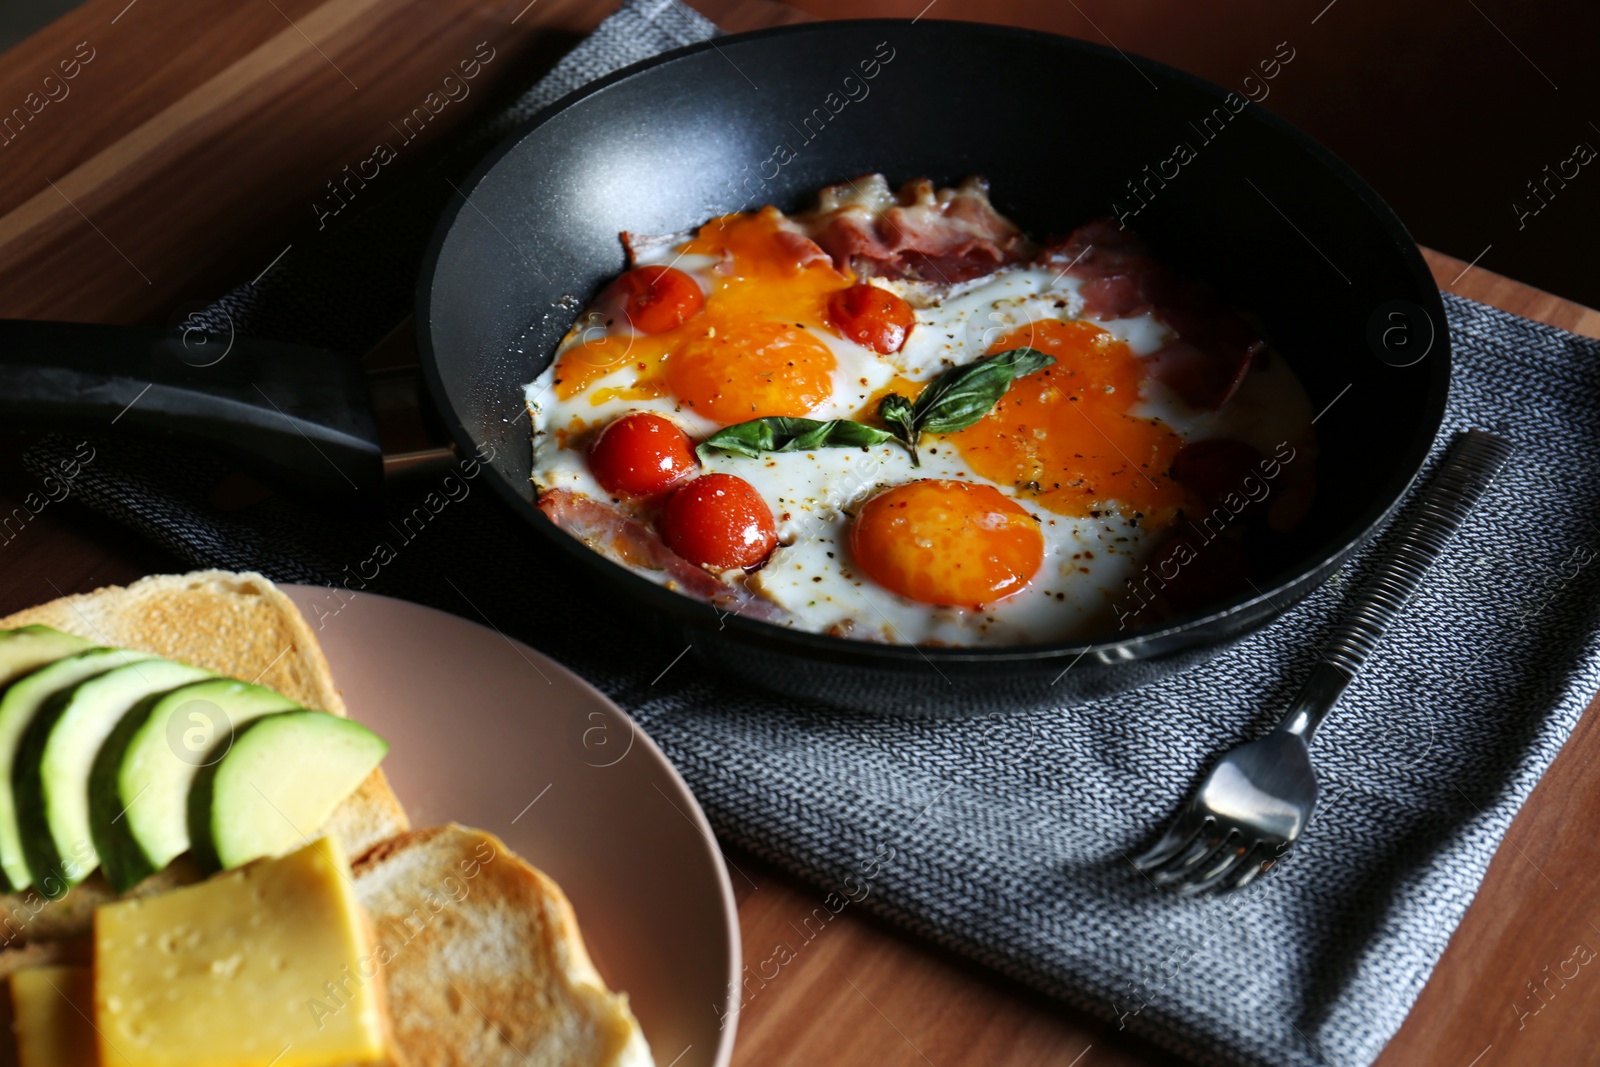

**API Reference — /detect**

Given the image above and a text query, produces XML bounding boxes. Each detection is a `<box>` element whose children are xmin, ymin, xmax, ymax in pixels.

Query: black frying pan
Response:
<box><xmin>416</xmin><ymin>20</ymin><xmax>1449</xmax><ymax>716</ymax></box>
<box><xmin>0</xmin><ymin>322</ymin><xmax>381</xmax><ymax>500</ymax></box>
<box><xmin>0</xmin><ymin>21</ymin><xmax>1446</xmax><ymax>717</ymax></box>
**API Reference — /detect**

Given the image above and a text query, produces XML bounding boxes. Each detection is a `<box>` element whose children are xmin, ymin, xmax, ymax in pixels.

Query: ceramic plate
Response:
<box><xmin>285</xmin><ymin>586</ymin><xmax>739</xmax><ymax>1067</ymax></box>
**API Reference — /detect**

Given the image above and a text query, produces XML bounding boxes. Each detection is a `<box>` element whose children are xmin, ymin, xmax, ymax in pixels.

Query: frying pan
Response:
<box><xmin>415</xmin><ymin>20</ymin><xmax>1449</xmax><ymax>716</ymax></box>
<box><xmin>0</xmin><ymin>321</ymin><xmax>380</xmax><ymax>501</ymax></box>
<box><xmin>0</xmin><ymin>21</ymin><xmax>1448</xmax><ymax>716</ymax></box>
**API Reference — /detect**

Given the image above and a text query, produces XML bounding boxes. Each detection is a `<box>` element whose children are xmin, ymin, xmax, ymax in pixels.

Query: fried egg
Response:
<box><xmin>525</xmin><ymin>186</ymin><xmax>1316</xmax><ymax>646</ymax></box>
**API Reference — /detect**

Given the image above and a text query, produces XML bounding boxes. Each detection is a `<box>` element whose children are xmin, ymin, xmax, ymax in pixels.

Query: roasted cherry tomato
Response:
<box><xmin>659</xmin><ymin>473</ymin><xmax>777</xmax><ymax>570</ymax></box>
<box><xmin>588</xmin><ymin>412</ymin><xmax>697</xmax><ymax>499</ymax></box>
<box><xmin>611</xmin><ymin>265</ymin><xmax>705</xmax><ymax>334</ymax></box>
<box><xmin>827</xmin><ymin>283</ymin><xmax>915</xmax><ymax>354</ymax></box>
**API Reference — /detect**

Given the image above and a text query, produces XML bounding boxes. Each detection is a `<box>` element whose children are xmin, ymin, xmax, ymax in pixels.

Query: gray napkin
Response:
<box><xmin>26</xmin><ymin>3</ymin><xmax>1600</xmax><ymax>1065</ymax></box>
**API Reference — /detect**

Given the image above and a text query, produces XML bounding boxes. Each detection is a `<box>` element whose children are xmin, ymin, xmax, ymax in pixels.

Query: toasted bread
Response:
<box><xmin>0</xmin><ymin>571</ymin><xmax>409</xmax><ymax>943</ymax></box>
<box><xmin>0</xmin><ymin>575</ymin><xmax>652</xmax><ymax>1065</ymax></box>
<box><xmin>0</xmin><ymin>939</ymin><xmax>92</xmax><ymax>1067</ymax></box>
<box><xmin>354</xmin><ymin>825</ymin><xmax>653</xmax><ymax>1067</ymax></box>
<box><xmin>0</xmin><ymin>571</ymin><xmax>342</xmax><ymax>712</ymax></box>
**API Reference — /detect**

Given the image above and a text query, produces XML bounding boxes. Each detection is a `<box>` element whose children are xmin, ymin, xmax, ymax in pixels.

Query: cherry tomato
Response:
<box><xmin>610</xmin><ymin>266</ymin><xmax>705</xmax><ymax>334</ymax></box>
<box><xmin>588</xmin><ymin>413</ymin><xmax>697</xmax><ymax>499</ymax></box>
<box><xmin>827</xmin><ymin>283</ymin><xmax>915</xmax><ymax>354</ymax></box>
<box><xmin>659</xmin><ymin>474</ymin><xmax>777</xmax><ymax>570</ymax></box>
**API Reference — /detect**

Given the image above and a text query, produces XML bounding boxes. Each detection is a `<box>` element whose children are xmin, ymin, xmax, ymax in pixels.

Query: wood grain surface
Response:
<box><xmin>0</xmin><ymin>3</ymin><xmax>1598</xmax><ymax>1066</ymax></box>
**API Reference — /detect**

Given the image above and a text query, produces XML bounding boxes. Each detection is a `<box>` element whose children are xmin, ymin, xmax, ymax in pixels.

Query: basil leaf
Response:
<box><xmin>697</xmin><ymin>348</ymin><xmax>1054</xmax><ymax>469</ymax></box>
<box><xmin>696</xmin><ymin>416</ymin><xmax>897</xmax><ymax>460</ymax></box>
<box><xmin>876</xmin><ymin>394</ymin><xmax>920</xmax><ymax>467</ymax></box>
<box><xmin>912</xmin><ymin>347</ymin><xmax>1055</xmax><ymax>435</ymax></box>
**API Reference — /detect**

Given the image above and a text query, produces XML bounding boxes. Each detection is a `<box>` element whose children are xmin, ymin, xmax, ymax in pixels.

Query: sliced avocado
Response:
<box><xmin>15</xmin><ymin>658</ymin><xmax>211</xmax><ymax>897</ymax></box>
<box><xmin>0</xmin><ymin>627</ymin><xmax>92</xmax><ymax>689</ymax></box>
<box><xmin>90</xmin><ymin>678</ymin><xmax>298</xmax><ymax>892</ymax></box>
<box><xmin>0</xmin><ymin>648</ymin><xmax>155</xmax><ymax>893</ymax></box>
<box><xmin>190</xmin><ymin>710</ymin><xmax>388</xmax><ymax>872</ymax></box>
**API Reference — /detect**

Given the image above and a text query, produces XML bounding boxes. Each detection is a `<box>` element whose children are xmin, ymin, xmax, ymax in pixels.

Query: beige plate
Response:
<box><xmin>286</xmin><ymin>586</ymin><xmax>740</xmax><ymax>1067</ymax></box>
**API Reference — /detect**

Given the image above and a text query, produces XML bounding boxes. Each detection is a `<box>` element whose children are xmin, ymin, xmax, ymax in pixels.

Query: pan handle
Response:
<box><xmin>0</xmin><ymin>320</ymin><xmax>381</xmax><ymax>501</ymax></box>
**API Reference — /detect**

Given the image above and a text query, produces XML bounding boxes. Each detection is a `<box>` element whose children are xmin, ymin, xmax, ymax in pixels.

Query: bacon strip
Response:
<box><xmin>1142</xmin><ymin>339</ymin><xmax>1259</xmax><ymax>412</ymax></box>
<box><xmin>799</xmin><ymin>174</ymin><xmax>1027</xmax><ymax>284</ymax></box>
<box><xmin>537</xmin><ymin>489</ymin><xmax>790</xmax><ymax>624</ymax></box>
<box><xmin>620</xmin><ymin>229</ymin><xmax>687</xmax><ymax>266</ymax></box>
<box><xmin>1036</xmin><ymin>219</ymin><xmax>1171</xmax><ymax>319</ymax></box>
<box><xmin>769</xmin><ymin>225</ymin><xmax>835</xmax><ymax>271</ymax></box>
<box><xmin>1037</xmin><ymin>220</ymin><xmax>1266</xmax><ymax>410</ymax></box>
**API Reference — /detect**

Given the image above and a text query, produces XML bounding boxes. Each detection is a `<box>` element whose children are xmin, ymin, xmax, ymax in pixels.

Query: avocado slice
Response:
<box><xmin>15</xmin><ymin>658</ymin><xmax>211</xmax><ymax>897</ymax></box>
<box><xmin>190</xmin><ymin>710</ymin><xmax>388</xmax><ymax>872</ymax></box>
<box><xmin>0</xmin><ymin>627</ymin><xmax>92</xmax><ymax>689</ymax></box>
<box><xmin>90</xmin><ymin>678</ymin><xmax>299</xmax><ymax>892</ymax></box>
<box><xmin>0</xmin><ymin>648</ymin><xmax>155</xmax><ymax>893</ymax></box>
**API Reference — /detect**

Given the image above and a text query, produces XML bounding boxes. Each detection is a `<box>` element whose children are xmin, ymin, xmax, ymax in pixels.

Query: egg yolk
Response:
<box><xmin>666</xmin><ymin>321</ymin><xmax>836</xmax><ymax>423</ymax></box>
<box><xmin>945</xmin><ymin>320</ymin><xmax>1195</xmax><ymax>522</ymax></box>
<box><xmin>850</xmin><ymin>479</ymin><xmax>1044</xmax><ymax>608</ymax></box>
<box><xmin>552</xmin><ymin>208</ymin><xmax>850</xmax><ymax>418</ymax></box>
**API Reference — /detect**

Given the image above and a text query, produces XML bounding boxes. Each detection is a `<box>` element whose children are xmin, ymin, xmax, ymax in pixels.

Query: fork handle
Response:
<box><xmin>1279</xmin><ymin>430</ymin><xmax>1516</xmax><ymax>741</ymax></box>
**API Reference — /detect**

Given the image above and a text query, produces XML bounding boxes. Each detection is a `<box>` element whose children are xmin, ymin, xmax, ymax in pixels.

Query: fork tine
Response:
<box><xmin>1189</xmin><ymin>831</ymin><xmax>1249</xmax><ymax>882</ymax></box>
<box><xmin>1178</xmin><ymin>837</ymin><xmax>1259</xmax><ymax>896</ymax></box>
<box><xmin>1229</xmin><ymin>843</ymin><xmax>1286</xmax><ymax>892</ymax></box>
<box><xmin>1130</xmin><ymin>808</ymin><xmax>1209</xmax><ymax>871</ymax></box>
<box><xmin>1147</xmin><ymin>826</ymin><xmax>1232</xmax><ymax>886</ymax></box>
<box><xmin>1160</xmin><ymin>830</ymin><xmax>1242</xmax><ymax>891</ymax></box>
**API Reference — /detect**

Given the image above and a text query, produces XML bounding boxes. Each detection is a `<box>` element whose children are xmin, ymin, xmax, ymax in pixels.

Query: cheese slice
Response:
<box><xmin>11</xmin><ymin>965</ymin><xmax>105</xmax><ymax>1067</ymax></box>
<box><xmin>93</xmin><ymin>836</ymin><xmax>391</xmax><ymax>1067</ymax></box>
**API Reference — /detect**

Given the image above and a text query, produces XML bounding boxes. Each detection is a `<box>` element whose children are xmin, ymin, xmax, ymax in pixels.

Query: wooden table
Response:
<box><xmin>2</xmin><ymin>2</ymin><xmax>1599</xmax><ymax>1064</ymax></box>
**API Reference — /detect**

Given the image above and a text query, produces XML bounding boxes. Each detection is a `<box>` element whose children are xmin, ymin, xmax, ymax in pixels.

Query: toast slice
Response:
<box><xmin>354</xmin><ymin>824</ymin><xmax>654</xmax><ymax>1067</ymax></box>
<box><xmin>0</xmin><ymin>571</ymin><xmax>345</xmax><ymax>715</ymax></box>
<box><xmin>0</xmin><ymin>571</ymin><xmax>408</xmax><ymax>944</ymax></box>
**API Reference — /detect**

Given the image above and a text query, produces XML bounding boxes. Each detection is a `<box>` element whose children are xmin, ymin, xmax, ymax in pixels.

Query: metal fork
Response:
<box><xmin>1131</xmin><ymin>429</ymin><xmax>1517</xmax><ymax>895</ymax></box>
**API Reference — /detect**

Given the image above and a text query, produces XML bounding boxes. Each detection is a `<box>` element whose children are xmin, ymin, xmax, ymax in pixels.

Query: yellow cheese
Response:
<box><xmin>94</xmin><ymin>837</ymin><xmax>390</xmax><ymax>1067</ymax></box>
<box><xmin>11</xmin><ymin>965</ymin><xmax>105</xmax><ymax>1067</ymax></box>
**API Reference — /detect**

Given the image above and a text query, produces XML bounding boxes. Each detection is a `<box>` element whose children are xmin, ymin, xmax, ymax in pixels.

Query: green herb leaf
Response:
<box><xmin>696</xmin><ymin>416</ymin><xmax>898</xmax><ymax>460</ymax></box>
<box><xmin>696</xmin><ymin>348</ymin><xmax>1055</xmax><ymax>469</ymax></box>
<box><xmin>911</xmin><ymin>347</ymin><xmax>1055</xmax><ymax>435</ymax></box>
<box><xmin>876</xmin><ymin>394</ymin><xmax>920</xmax><ymax>467</ymax></box>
